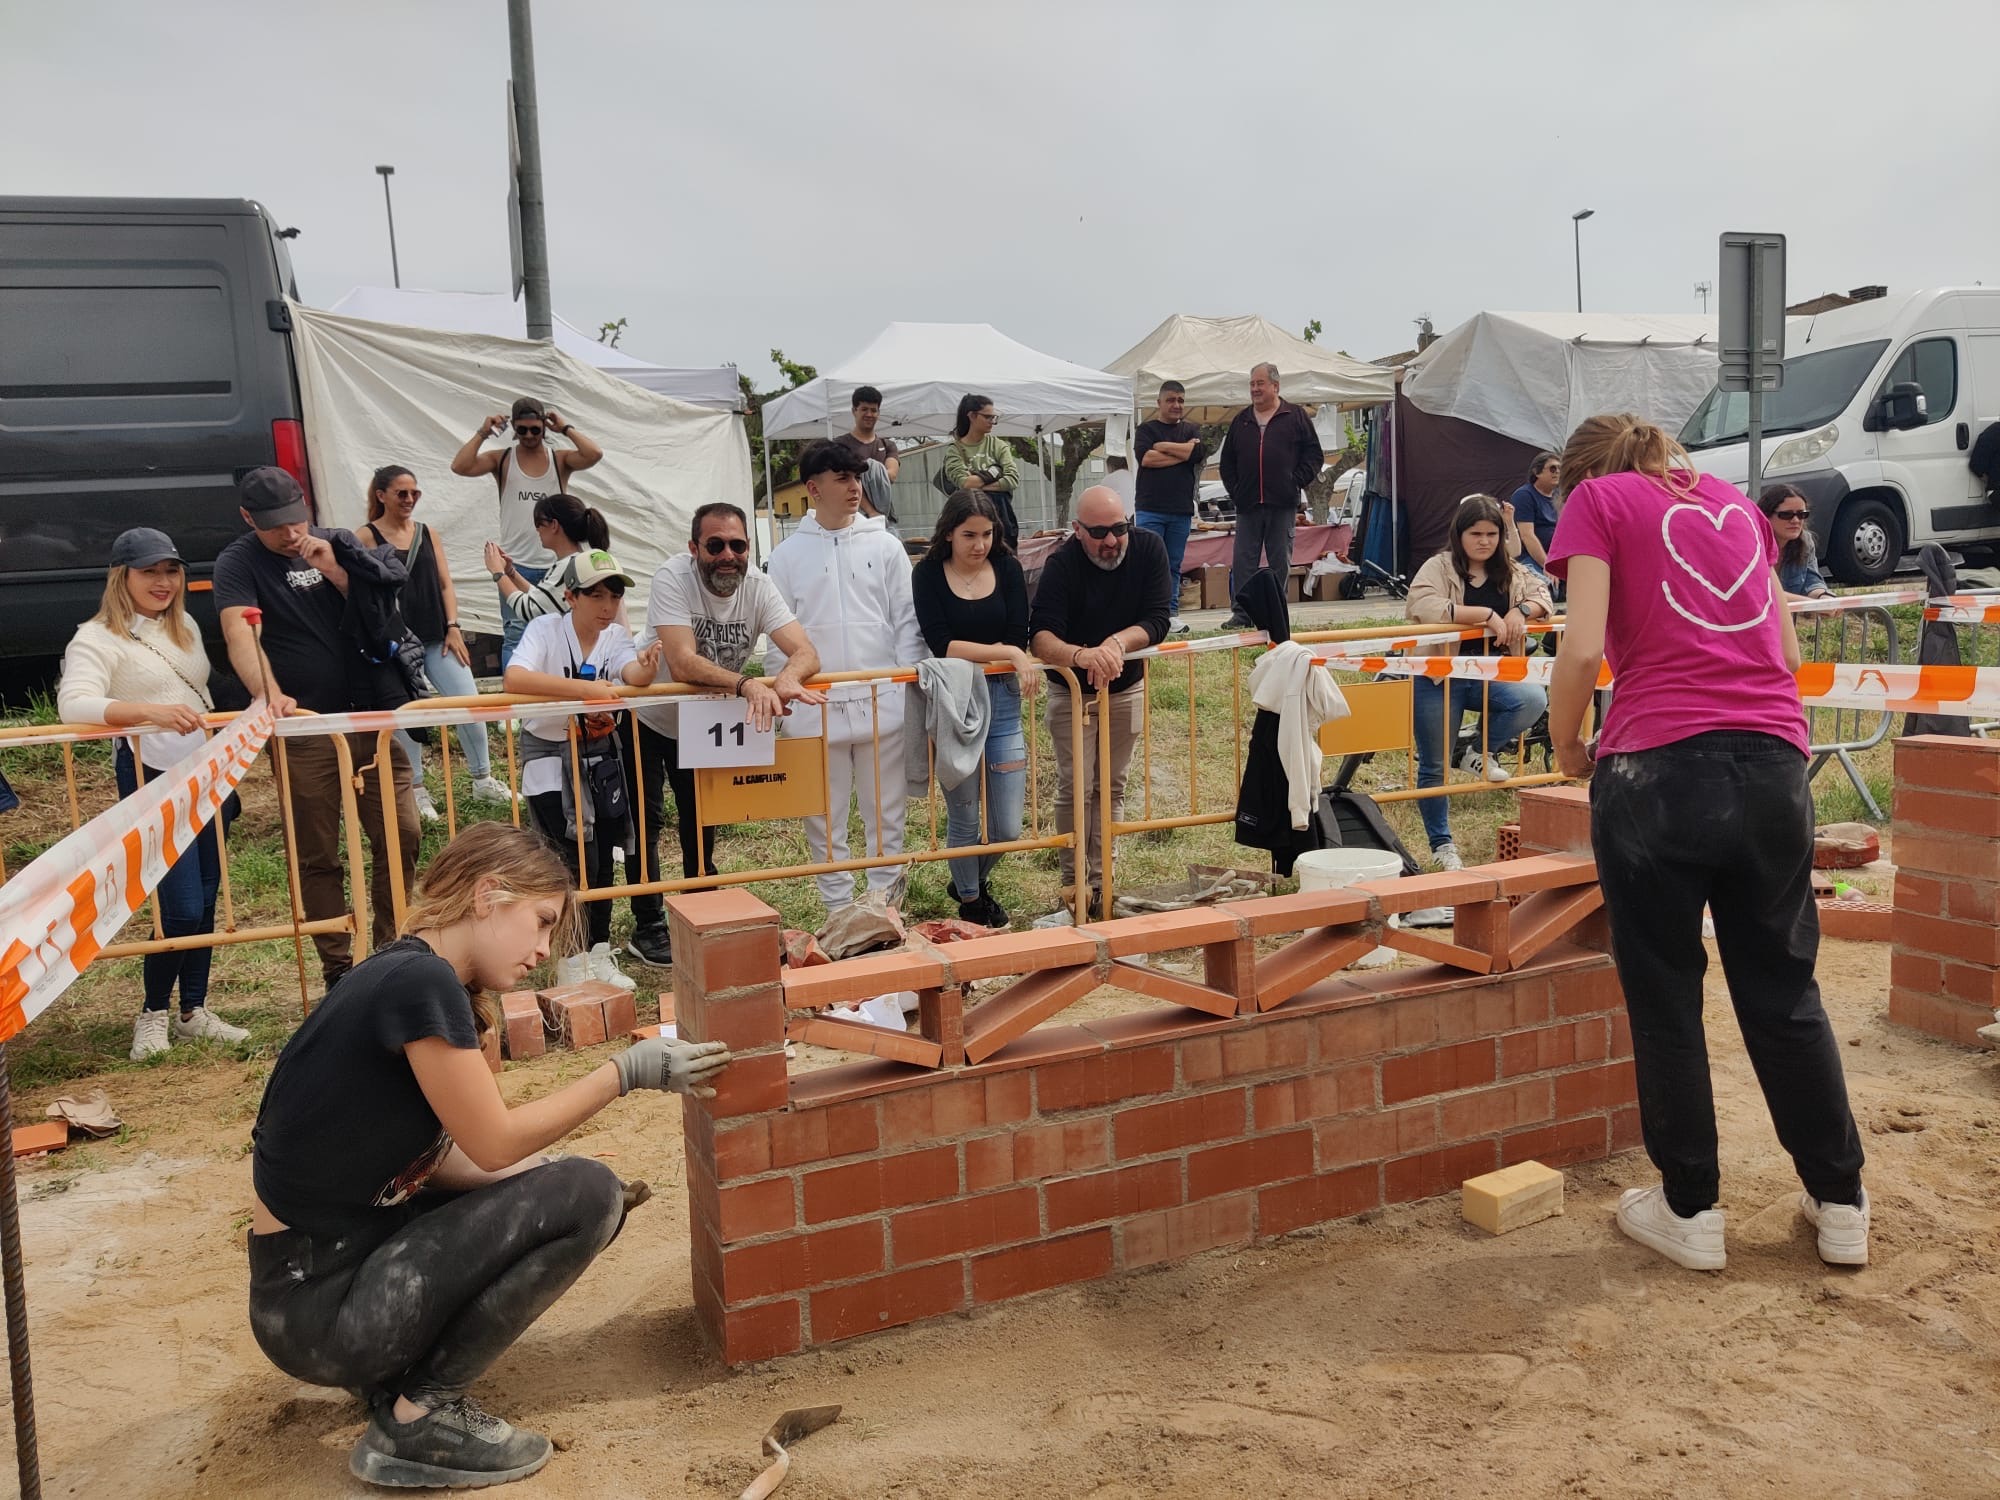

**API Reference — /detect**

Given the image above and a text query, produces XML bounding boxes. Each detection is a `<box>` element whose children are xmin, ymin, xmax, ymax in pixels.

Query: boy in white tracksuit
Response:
<box><xmin>766</xmin><ymin>441</ymin><xmax>926</xmax><ymax>911</ymax></box>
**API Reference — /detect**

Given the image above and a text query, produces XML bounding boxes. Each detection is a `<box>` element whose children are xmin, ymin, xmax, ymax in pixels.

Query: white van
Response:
<box><xmin>1679</xmin><ymin>287</ymin><xmax>2000</xmax><ymax>583</ymax></box>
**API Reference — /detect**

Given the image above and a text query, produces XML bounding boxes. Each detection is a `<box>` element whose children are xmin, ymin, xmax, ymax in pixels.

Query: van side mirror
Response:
<box><xmin>1866</xmin><ymin>381</ymin><xmax>1929</xmax><ymax>432</ymax></box>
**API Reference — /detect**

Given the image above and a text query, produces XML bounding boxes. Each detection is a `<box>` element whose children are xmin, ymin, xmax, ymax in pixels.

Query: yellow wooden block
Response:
<box><xmin>1461</xmin><ymin>1160</ymin><xmax>1564</xmax><ymax>1236</ymax></box>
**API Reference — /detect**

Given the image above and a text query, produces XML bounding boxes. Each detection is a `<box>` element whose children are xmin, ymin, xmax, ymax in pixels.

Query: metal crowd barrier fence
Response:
<box><xmin>1924</xmin><ymin>591</ymin><xmax>2000</xmax><ymax>738</ymax></box>
<box><xmin>1788</xmin><ymin>589</ymin><xmax>1910</xmax><ymax>818</ymax></box>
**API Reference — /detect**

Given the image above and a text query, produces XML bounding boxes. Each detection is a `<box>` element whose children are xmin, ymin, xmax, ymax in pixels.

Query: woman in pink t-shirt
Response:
<box><xmin>1545</xmin><ymin>413</ymin><xmax>1867</xmax><ymax>1274</ymax></box>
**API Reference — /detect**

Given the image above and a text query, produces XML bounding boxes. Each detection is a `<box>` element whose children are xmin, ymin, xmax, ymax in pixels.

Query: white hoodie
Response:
<box><xmin>1249</xmin><ymin>640</ymin><xmax>1349</xmax><ymax>830</ymax></box>
<box><xmin>765</xmin><ymin>511</ymin><xmax>925</xmax><ymax>742</ymax></box>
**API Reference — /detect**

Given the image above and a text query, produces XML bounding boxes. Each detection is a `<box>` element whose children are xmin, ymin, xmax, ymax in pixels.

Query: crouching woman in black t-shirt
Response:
<box><xmin>246</xmin><ymin>821</ymin><xmax>729</xmax><ymax>1490</ymax></box>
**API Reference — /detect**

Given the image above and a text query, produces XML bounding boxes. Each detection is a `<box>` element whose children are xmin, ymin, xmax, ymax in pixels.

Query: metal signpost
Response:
<box><xmin>507</xmin><ymin>0</ymin><xmax>552</xmax><ymax>339</ymax></box>
<box><xmin>1718</xmin><ymin>232</ymin><xmax>1787</xmax><ymax>489</ymax></box>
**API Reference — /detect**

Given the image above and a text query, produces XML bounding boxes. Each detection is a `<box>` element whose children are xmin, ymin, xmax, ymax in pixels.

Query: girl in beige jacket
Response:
<box><xmin>57</xmin><ymin>528</ymin><xmax>248</xmax><ymax>1060</ymax></box>
<box><xmin>1403</xmin><ymin>496</ymin><xmax>1555</xmax><ymax>868</ymax></box>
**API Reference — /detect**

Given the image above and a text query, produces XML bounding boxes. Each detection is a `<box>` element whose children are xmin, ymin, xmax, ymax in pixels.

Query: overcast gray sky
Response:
<box><xmin>8</xmin><ymin>1</ymin><xmax>1995</xmax><ymax>386</ymax></box>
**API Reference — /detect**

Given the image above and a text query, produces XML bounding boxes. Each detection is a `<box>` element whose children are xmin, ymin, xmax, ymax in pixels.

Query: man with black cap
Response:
<box><xmin>214</xmin><ymin>467</ymin><xmax>421</xmax><ymax>988</ymax></box>
<box><xmin>451</xmin><ymin>396</ymin><xmax>606</xmax><ymax>665</ymax></box>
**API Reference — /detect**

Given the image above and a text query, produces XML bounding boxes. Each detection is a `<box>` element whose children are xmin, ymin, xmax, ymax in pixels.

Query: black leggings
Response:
<box><xmin>528</xmin><ymin>791</ymin><xmax>615</xmax><ymax>948</ymax></box>
<box><xmin>1591</xmin><ymin>731</ymin><xmax>1864</xmax><ymax>1214</ymax></box>
<box><xmin>248</xmin><ymin>1158</ymin><xmax>623</xmax><ymax>1409</ymax></box>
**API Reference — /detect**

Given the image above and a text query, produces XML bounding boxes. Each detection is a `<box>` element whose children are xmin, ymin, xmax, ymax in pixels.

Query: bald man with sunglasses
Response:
<box><xmin>1029</xmin><ymin>486</ymin><xmax>1174</xmax><ymax>917</ymax></box>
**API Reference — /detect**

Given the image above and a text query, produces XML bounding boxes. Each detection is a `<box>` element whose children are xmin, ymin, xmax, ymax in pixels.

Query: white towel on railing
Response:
<box><xmin>1249</xmin><ymin>641</ymin><xmax>1348</xmax><ymax>830</ymax></box>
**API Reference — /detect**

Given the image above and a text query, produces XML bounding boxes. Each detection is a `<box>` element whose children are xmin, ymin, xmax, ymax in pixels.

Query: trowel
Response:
<box><xmin>736</xmin><ymin>1404</ymin><xmax>841</xmax><ymax>1500</ymax></box>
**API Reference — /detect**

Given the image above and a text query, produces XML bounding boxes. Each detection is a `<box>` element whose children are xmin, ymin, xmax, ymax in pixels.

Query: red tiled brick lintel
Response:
<box><xmin>666</xmin><ymin>844</ymin><xmax>1633</xmax><ymax>1364</ymax></box>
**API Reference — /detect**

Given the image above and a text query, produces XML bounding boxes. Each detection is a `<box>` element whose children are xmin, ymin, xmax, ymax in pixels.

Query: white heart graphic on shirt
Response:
<box><xmin>1660</xmin><ymin>501</ymin><xmax>1763</xmax><ymax>601</ymax></box>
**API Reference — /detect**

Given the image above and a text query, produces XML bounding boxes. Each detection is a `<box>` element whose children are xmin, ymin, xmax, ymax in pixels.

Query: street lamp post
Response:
<box><xmin>375</xmin><ymin>165</ymin><xmax>400</xmax><ymax>289</ymax></box>
<box><xmin>1571</xmin><ymin>208</ymin><xmax>1594</xmax><ymax>313</ymax></box>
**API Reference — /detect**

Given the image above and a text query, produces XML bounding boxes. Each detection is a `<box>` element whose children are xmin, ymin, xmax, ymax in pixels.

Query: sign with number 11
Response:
<box><xmin>676</xmin><ymin>698</ymin><xmax>777</xmax><ymax>768</ymax></box>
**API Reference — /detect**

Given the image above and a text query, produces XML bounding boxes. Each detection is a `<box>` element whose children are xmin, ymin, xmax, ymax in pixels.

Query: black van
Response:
<box><xmin>0</xmin><ymin>196</ymin><xmax>312</xmax><ymax>667</ymax></box>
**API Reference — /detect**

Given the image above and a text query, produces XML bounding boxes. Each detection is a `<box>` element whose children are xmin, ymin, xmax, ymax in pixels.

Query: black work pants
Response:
<box><xmin>248</xmin><ymin>1158</ymin><xmax>624</xmax><ymax>1409</ymax></box>
<box><xmin>627</xmin><ymin>716</ymin><xmax>717</xmax><ymax>891</ymax></box>
<box><xmin>1591</xmin><ymin>731</ymin><xmax>1864</xmax><ymax>1213</ymax></box>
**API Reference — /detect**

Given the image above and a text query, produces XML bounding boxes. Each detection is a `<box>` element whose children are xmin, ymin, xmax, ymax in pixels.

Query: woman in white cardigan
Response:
<box><xmin>58</xmin><ymin>529</ymin><xmax>250</xmax><ymax>1060</ymax></box>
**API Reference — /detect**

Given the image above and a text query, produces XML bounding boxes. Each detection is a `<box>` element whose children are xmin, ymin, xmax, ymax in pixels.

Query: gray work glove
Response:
<box><xmin>613</xmin><ymin>1037</ymin><xmax>732</xmax><ymax>1099</ymax></box>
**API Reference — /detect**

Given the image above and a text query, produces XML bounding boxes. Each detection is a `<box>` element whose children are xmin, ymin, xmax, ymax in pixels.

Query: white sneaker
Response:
<box><xmin>412</xmin><ymin>786</ymin><xmax>441</xmax><ymax>825</ymax></box>
<box><xmin>1432</xmin><ymin>842</ymin><xmax>1464</xmax><ymax>872</ymax></box>
<box><xmin>1799</xmin><ymin>1187</ymin><xmax>1870</xmax><ymax>1266</ymax></box>
<box><xmin>1169</xmin><ymin>618</ymin><xmax>1191</xmax><ymax>636</ymax></box>
<box><xmin>1616</xmin><ymin>1185</ymin><xmax>1726</xmax><ymax>1271</ymax></box>
<box><xmin>171</xmin><ymin>1008</ymin><xmax>249</xmax><ymax>1044</ymax></box>
<box><xmin>587</xmin><ymin>942</ymin><xmax>638</xmax><ymax>992</ymax></box>
<box><xmin>552</xmin><ymin>953</ymin><xmax>592</xmax><ymax>988</ymax></box>
<box><xmin>467</xmin><ymin>775</ymin><xmax>518</xmax><ymax>806</ymax></box>
<box><xmin>1483</xmin><ymin>756</ymin><xmax>1512</xmax><ymax>784</ymax></box>
<box><xmin>130</xmin><ymin>1010</ymin><xmax>171</xmax><ymax>1061</ymax></box>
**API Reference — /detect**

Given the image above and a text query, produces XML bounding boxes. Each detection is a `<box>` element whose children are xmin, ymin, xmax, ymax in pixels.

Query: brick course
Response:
<box><xmin>1888</xmin><ymin>735</ymin><xmax>2000</xmax><ymax>1048</ymax></box>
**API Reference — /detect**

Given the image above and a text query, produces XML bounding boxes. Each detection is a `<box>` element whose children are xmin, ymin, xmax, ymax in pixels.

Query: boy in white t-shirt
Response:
<box><xmin>631</xmin><ymin>503</ymin><xmax>824</xmax><ymax>963</ymax></box>
<box><xmin>503</xmin><ymin>550</ymin><xmax>663</xmax><ymax>991</ymax></box>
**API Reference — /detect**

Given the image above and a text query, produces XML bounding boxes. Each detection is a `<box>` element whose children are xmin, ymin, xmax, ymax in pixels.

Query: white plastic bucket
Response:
<box><xmin>1293</xmin><ymin>848</ymin><xmax>1404</xmax><ymax>967</ymax></box>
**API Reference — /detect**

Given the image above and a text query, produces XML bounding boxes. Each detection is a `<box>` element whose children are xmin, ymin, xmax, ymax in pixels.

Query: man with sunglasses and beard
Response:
<box><xmin>1029</xmin><ymin>486</ymin><xmax>1174</xmax><ymax>919</ymax></box>
<box><xmin>452</xmin><ymin>396</ymin><xmax>605</xmax><ymax>667</ymax></box>
<box><xmin>631</xmin><ymin>504</ymin><xmax>824</xmax><ymax>962</ymax></box>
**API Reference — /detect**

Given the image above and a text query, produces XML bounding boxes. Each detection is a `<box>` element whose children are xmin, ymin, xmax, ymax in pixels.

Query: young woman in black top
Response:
<box><xmin>910</xmin><ymin>490</ymin><xmax>1035</xmax><ymax>926</ymax></box>
<box><xmin>247</xmin><ymin>821</ymin><xmax>729</xmax><ymax>1490</ymax></box>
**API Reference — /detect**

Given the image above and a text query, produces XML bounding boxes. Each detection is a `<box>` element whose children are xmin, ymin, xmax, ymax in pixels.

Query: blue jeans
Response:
<box><xmin>1411</xmin><ymin>674</ymin><xmax>1547</xmax><ymax>850</ymax></box>
<box><xmin>944</xmin><ymin>678</ymin><xmax>1026</xmax><ymax>901</ymax></box>
<box><xmin>1135</xmin><ymin>511</ymin><xmax>1193</xmax><ymax>614</ymax></box>
<box><xmin>395</xmin><ymin>641</ymin><xmax>492</xmax><ymax>786</ymax></box>
<box><xmin>499</xmin><ymin>564</ymin><xmax>548</xmax><ymax>669</ymax></box>
<box><xmin>115</xmin><ymin>740</ymin><xmax>234</xmax><ymax>1012</ymax></box>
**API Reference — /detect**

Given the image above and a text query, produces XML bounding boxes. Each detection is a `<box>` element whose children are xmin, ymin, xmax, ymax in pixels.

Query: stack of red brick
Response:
<box><xmin>1889</xmin><ymin>735</ymin><xmax>2000</xmax><ymax>1047</ymax></box>
<box><xmin>495</xmin><ymin>982</ymin><xmax>638</xmax><ymax>1064</ymax></box>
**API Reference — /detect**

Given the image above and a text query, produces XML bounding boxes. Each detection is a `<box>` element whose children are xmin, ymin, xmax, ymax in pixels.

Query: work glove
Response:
<box><xmin>613</xmin><ymin>1037</ymin><xmax>732</xmax><ymax>1099</ymax></box>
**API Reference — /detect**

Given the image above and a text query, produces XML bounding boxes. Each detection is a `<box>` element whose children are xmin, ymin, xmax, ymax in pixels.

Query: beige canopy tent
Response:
<box><xmin>1105</xmin><ymin>313</ymin><xmax>1397</xmax><ymax>424</ymax></box>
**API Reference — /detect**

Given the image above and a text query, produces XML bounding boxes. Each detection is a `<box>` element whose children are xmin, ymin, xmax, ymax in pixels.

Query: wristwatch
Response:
<box><xmin>559</xmin><ymin>423</ymin><xmax>575</xmax><ymax>436</ymax></box>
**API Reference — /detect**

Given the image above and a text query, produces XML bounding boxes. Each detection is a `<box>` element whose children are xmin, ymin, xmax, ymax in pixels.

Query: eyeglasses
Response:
<box><xmin>514</xmin><ymin>424</ymin><xmax>544</xmax><ymax>438</ymax></box>
<box><xmin>392</xmin><ymin>488</ymin><xmax>421</xmax><ymax>500</ymax></box>
<box><xmin>702</xmin><ymin>537</ymin><xmax>750</xmax><ymax>556</ymax></box>
<box><xmin>1080</xmin><ymin>521</ymin><xmax>1131</xmax><ymax>540</ymax></box>
<box><xmin>1774</xmin><ymin>508</ymin><xmax>1809</xmax><ymax>520</ymax></box>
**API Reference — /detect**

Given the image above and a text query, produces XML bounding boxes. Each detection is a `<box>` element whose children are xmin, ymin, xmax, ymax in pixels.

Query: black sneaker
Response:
<box><xmin>1221</xmin><ymin>614</ymin><xmax>1254</xmax><ymax>631</ymax></box>
<box><xmin>350</xmin><ymin>1396</ymin><xmax>551</xmax><ymax>1488</ymax></box>
<box><xmin>957</xmin><ymin>890</ymin><xmax>1010</xmax><ymax>930</ymax></box>
<box><xmin>625</xmin><ymin>923</ymin><xmax>674</xmax><ymax>968</ymax></box>
<box><xmin>977</xmin><ymin>886</ymin><xmax>1012</xmax><ymax>928</ymax></box>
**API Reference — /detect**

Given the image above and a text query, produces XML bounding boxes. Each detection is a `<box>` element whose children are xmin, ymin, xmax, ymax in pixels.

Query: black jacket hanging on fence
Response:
<box><xmin>1907</xmin><ymin>543</ymin><xmax>1973</xmax><ymax>739</ymax></box>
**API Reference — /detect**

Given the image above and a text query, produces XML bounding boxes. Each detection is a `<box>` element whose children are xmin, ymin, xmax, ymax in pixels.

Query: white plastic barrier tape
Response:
<box><xmin>1924</xmin><ymin>593</ymin><xmax>2000</xmax><ymax>624</ymax></box>
<box><xmin>0</xmin><ymin>704</ymin><xmax>273</xmax><ymax>1039</ymax></box>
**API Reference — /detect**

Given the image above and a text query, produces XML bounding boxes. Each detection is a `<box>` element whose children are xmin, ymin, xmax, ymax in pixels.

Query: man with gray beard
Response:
<box><xmin>629</xmin><ymin>502</ymin><xmax>824</xmax><ymax>964</ymax></box>
<box><xmin>1029</xmin><ymin>485</ymin><xmax>1174</xmax><ymax>916</ymax></box>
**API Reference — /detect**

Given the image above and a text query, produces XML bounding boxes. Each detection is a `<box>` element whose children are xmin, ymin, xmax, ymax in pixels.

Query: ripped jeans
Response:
<box><xmin>248</xmin><ymin>1158</ymin><xmax>624</xmax><ymax>1409</ymax></box>
<box><xmin>943</xmin><ymin>678</ymin><xmax>1026</xmax><ymax>901</ymax></box>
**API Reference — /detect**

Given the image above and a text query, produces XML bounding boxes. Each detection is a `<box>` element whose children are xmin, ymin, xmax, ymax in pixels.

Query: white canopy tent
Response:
<box><xmin>759</xmin><ymin>322</ymin><xmax>1134</xmax><ymax>529</ymax></box>
<box><xmin>288</xmin><ymin>303</ymin><xmax>753</xmax><ymax>637</ymax></box>
<box><xmin>1401</xmin><ymin>310</ymin><xmax>1719</xmax><ymax>450</ymax></box>
<box><xmin>1104</xmin><ymin>313</ymin><xmax>1397</xmax><ymax>429</ymax></box>
<box><xmin>328</xmin><ymin>287</ymin><xmax>742</xmax><ymax>411</ymax></box>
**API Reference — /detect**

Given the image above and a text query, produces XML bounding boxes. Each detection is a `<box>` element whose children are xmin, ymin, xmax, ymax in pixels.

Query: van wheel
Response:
<box><xmin>1827</xmin><ymin>497</ymin><xmax>1905</xmax><ymax>584</ymax></box>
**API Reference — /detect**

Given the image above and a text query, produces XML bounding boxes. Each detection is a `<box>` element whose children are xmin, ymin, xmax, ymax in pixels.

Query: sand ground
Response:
<box><xmin>3</xmin><ymin>936</ymin><xmax>1997</xmax><ymax>1499</ymax></box>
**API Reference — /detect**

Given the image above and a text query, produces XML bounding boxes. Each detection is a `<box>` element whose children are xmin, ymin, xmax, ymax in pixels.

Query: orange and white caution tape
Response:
<box><xmin>1923</xmin><ymin>593</ymin><xmax>2000</xmax><ymax>624</ymax></box>
<box><xmin>1788</xmin><ymin>588</ymin><xmax>1926</xmax><ymax>614</ymax></box>
<box><xmin>0</xmin><ymin>704</ymin><xmax>273</xmax><ymax>1041</ymax></box>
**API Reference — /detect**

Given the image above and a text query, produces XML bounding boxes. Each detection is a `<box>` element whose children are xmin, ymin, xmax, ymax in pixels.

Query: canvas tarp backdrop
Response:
<box><xmin>288</xmin><ymin>302</ymin><xmax>753</xmax><ymax>637</ymax></box>
<box><xmin>1105</xmin><ymin>313</ymin><xmax>1396</xmax><ymax>425</ymax></box>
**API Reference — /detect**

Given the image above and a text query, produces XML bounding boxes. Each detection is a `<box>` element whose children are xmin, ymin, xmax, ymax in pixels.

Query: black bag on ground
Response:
<box><xmin>1310</xmin><ymin>788</ymin><xmax>1423</xmax><ymax>877</ymax></box>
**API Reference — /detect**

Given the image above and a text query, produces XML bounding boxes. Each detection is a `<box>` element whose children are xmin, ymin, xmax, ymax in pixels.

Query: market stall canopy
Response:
<box><xmin>327</xmin><ymin>286</ymin><xmax>743</xmax><ymax>410</ymax></box>
<box><xmin>1402</xmin><ymin>311</ymin><xmax>1718</xmax><ymax>451</ymax></box>
<box><xmin>760</xmin><ymin>321</ymin><xmax>1132</xmax><ymax>439</ymax></box>
<box><xmin>288</xmin><ymin>302</ymin><xmax>752</xmax><ymax>636</ymax></box>
<box><xmin>1105</xmin><ymin>313</ymin><xmax>1396</xmax><ymax>422</ymax></box>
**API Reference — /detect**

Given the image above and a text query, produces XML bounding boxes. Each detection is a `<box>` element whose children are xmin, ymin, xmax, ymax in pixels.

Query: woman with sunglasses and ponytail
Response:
<box><xmin>359</xmin><ymin>465</ymin><xmax>514</xmax><ymax>821</ymax></box>
<box><xmin>1758</xmin><ymin>483</ymin><xmax>1832</xmax><ymax>600</ymax></box>
<box><xmin>483</xmin><ymin>493</ymin><xmax>613</xmax><ymax>627</ymax></box>
<box><xmin>1546</xmin><ymin>412</ymin><xmax>1867</xmax><ymax>1274</ymax></box>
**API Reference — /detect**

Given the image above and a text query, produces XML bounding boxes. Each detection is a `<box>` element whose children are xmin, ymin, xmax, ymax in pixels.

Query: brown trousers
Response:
<box><xmin>279</xmin><ymin>732</ymin><xmax>420</xmax><ymax>985</ymax></box>
<box><xmin>1046</xmin><ymin>686</ymin><xmax>1144</xmax><ymax>894</ymax></box>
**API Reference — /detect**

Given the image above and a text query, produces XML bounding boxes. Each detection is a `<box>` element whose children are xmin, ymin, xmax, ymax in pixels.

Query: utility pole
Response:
<box><xmin>1571</xmin><ymin>208</ymin><xmax>1594</xmax><ymax>314</ymax></box>
<box><xmin>508</xmin><ymin>0</ymin><xmax>552</xmax><ymax>340</ymax></box>
<box><xmin>1694</xmin><ymin>279</ymin><xmax>1712</xmax><ymax>313</ymax></box>
<box><xmin>374</xmin><ymin>165</ymin><xmax>400</xmax><ymax>289</ymax></box>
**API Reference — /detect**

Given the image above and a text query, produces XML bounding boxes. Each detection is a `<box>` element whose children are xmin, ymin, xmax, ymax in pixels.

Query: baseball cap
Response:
<box><xmin>109</xmin><ymin>527</ymin><xmax>184</xmax><ymax>569</ymax></box>
<box><xmin>511</xmin><ymin>396</ymin><xmax>546</xmax><ymax>423</ymax></box>
<box><xmin>567</xmin><ymin>549</ymin><xmax>635</xmax><ymax>591</ymax></box>
<box><xmin>239</xmin><ymin>467</ymin><xmax>311</xmax><ymax>529</ymax></box>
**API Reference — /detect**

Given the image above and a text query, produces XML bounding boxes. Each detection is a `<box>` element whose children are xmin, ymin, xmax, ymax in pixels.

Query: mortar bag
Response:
<box><xmin>818</xmin><ymin>897</ymin><xmax>906</xmax><ymax>961</ymax></box>
<box><xmin>1311</xmin><ymin>788</ymin><xmax>1423</xmax><ymax>877</ymax></box>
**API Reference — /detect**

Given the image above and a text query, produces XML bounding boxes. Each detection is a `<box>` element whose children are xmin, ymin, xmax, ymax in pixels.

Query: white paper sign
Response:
<box><xmin>677</xmin><ymin>698</ymin><xmax>777</xmax><ymax>768</ymax></box>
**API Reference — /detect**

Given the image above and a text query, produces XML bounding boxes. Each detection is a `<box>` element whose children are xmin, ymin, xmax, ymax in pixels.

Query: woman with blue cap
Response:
<box><xmin>58</xmin><ymin>527</ymin><xmax>249</xmax><ymax>1059</ymax></box>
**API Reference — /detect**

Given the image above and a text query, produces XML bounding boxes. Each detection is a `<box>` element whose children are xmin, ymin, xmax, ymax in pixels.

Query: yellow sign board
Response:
<box><xmin>1318</xmin><ymin>678</ymin><xmax>1414</xmax><ymax>757</ymax></box>
<box><xmin>695</xmin><ymin>734</ymin><xmax>829</xmax><ymax>825</ymax></box>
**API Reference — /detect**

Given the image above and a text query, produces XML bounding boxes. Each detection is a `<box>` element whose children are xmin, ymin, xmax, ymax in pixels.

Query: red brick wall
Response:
<box><xmin>1889</xmin><ymin>735</ymin><xmax>2000</xmax><ymax>1047</ymax></box>
<box><xmin>668</xmin><ymin>892</ymin><xmax>1636</xmax><ymax>1365</ymax></box>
